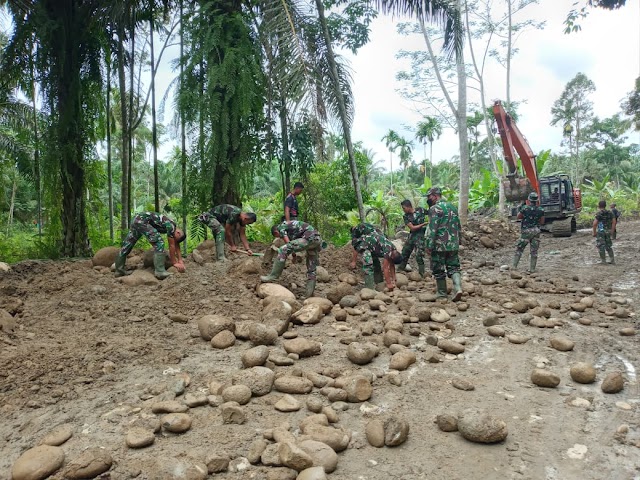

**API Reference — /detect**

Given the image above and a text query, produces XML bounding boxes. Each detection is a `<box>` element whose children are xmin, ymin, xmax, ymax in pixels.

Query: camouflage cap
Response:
<box><xmin>528</xmin><ymin>192</ymin><xmax>539</xmax><ymax>202</ymax></box>
<box><xmin>426</xmin><ymin>187</ymin><xmax>442</xmax><ymax>196</ymax></box>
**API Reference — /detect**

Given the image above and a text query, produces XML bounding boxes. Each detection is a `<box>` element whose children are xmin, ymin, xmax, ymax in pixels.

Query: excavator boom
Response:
<box><xmin>492</xmin><ymin>100</ymin><xmax>539</xmax><ymax>201</ymax></box>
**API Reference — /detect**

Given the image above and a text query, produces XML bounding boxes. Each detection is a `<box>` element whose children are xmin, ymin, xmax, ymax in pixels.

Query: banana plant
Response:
<box><xmin>364</xmin><ymin>190</ymin><xmax>402</xmax><ymax>236</ymax></box>
<box><xmin>468</xmin><ymin>168</ymin><xmax>499</xmax><ymax>211</ymax></box>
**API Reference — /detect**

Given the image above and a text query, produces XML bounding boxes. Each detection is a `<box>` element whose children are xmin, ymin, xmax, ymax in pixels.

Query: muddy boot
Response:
<box><xmin>397</xmin><ymin>261</ymin><xmax>408</xmax><ymax>272</ymax></box>
<box><xmin>599</xmin><ymin>251</ymin><xmax>607</xmax><ymax>264</ymax></box>
<box><xmin>305</xmin><ymin>280</ymin><xmax>316</xmax><ymax>298</ymax></box>
<box><xmin>114</xmin><ymin>254</ymin><xmax>129</xmax><ymax>277</ymax></box>
<box><xmin>436</xmin><ymin>278</ymin><xmax>448</xmax><ymax>298</ymax></box>
<box><xmin>529</xmin><ymin>257</ymin><xmax>537</xmax><ymax>274</ymax></box>
<box><xmin>215</xmin><ymin>234</ymin><xmax>227</xmax><ymax>262</ymax></box>
<box><xmin>154</xmin><ymin>253</ymin><xmax>171</xmax><ymax>280</ymax></box>
<box><xmin>418</xmin><ymin>264</ymin><xmax>425</xmax><ymax>278</ymax></box>
<box><xmin>364</xmin><ymin>273</ymin><xmax>375</xmax><ymax>289</ymax></box>
<box><xmin>451</xmin><ymin>272</ymin><xmax>463</xmax><ymax>302</ymax></box>
<box><xmin>512</xmin><ymin>252</ymin><xmax>521</xmax><ymax>270</ymax></box>
<box><xmin>607</xmin><ymin>249</ymin><xmax>615</xmax><ymax>264</ymax></box>
<box><xmin>260</xmin><ymin>259</ymin><xmax>285</xmax><ymax>282</ymax></box>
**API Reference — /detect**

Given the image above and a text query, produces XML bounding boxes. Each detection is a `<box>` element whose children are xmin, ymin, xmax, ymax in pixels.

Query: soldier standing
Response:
<box><xmin>610</xmin><ymin>203</ymin><xmax>620</xmax><ymax>239</ymax></box>
<box><xmin>261</xmin><ymin>220</ymin><xmax>323</xmax><ymax>298</ymax></box>
<box><xmin>512</xmin><ymin>192</ymin><xmax>545</xmax><ymax>273</ymax></box>
<box><xmin>593</xmin><ymin>200</ymin><xmax>616</xmax><ymax>264</ymax></box>
<box><xmin>115</xmin><ymin>212</ymin><xmax>186</xmax><ymax>280</ymax></box>
<box><xmin>424</xmin><ymin>187</ymin><xmax>463</xmax><ymax>301</ymax></box>
<box><xmin>198</xmin><ymin>204</ymin><xmax>257</xmax><ymax>261</ymax></box>
<box><xmin>284</xmin><ymin>182</ymin><xmax>304</xmax><ymax>221</ymax></box>
<box><xmin>352</xmin><ymin>229</ymin><xmax>404</xmax><ymax>290</ymax></box>
<box><xmin>398</xmin><ymin>199</ymin><xmax>427</xmax><ymax>277</ymax></box>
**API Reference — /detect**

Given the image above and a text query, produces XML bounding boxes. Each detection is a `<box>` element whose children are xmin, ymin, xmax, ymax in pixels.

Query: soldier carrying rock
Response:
<box><xmin>351</xmin><ymin>227</ymin><xmax>404</xmax><ymax>290</ymax></box>
<box><xmin>398</xmin><ymin>199</ymin><xmax>428</xmax><ymax>277</ymax></box>
<box><xmin>424</xmin><ymin>187</ymin><xmax>463</xmax><ymax>300</ymax></box>
<box><xmin>512</xmin><ymin>192</ymin><xmax>545</xmax><ymax>273</ymax></box>
<box><xmin>115</xmin><ymin>212</ymin><xmax>186</xmax><ymax>280</ymax></box>
<box><xmin>198</xmin><ymin>204</ymin><xmax>257</xmax><ymax>261</ymax></box>
<box><xmin>261</xmin><ymin>220</ymin><xmax>324</xmax><ymax>298</ymax></box>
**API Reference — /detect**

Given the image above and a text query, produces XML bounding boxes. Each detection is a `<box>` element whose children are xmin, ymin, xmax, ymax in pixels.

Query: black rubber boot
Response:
<box><xmin>436</xmin><ymin>278</ymin><xmax>448</xmax><ymax>298</ymax></box>
<box><xmin>154</xmin><ymin>253</ymin><xmax>171</xmax><ymax>280</ymax></box>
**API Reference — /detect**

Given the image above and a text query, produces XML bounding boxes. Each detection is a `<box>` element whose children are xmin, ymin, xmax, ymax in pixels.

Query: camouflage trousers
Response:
<box><xmin>120</xmin><ymin>215</ymin><xmax>165</xmax><ymax>256</ymax></box>
<box><xmin>361</xmin><ymin>251</ymin><xmax>384</xmax><ymax>283</ymax></box>
<box><xmin>430</xmin><ymin>251</ymin><xmax>461</xmax><ymax>280</ymax></box>
<box><xmin>596</xmin><ymin>232</ymin><xmax>613</xmax><ymax>253</ymax></box>
<box><xmin>206</xmin><ymin>217</ymin><xmax>225</xmax><ymax>242</ymax></box>
<box><xmin>401</xmin><ymin>234</ymin><xmax>425</xmax><ymax>267</ymax></box>
<box><xmin>277</xmin><ymin>236</ymin><xmax>322</xmax><ymax>281</ymax></box>
<box><xmin>515</xmin><ymin>228</ymin><xmax>541</xmax><ymax>259</ymax></box>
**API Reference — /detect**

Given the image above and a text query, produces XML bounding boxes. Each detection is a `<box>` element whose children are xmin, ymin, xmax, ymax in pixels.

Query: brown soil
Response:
<box><xmin>1</xmin><ymin>221</ymin><xmax>639</xmax><ymax>479</ymax></box>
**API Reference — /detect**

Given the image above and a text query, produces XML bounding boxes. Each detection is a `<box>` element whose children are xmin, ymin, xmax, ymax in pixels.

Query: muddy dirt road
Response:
<box><xmin>1</xmin><ymin>220</ymin><xmax>638</xmax><ymax>480</ymax></box>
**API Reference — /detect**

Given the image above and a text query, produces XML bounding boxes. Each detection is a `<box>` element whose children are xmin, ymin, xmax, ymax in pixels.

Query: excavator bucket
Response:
<box><xmin>502</xmin><ymin>175</ymin><xmax>535</xmax><ymax>202</ymax></box>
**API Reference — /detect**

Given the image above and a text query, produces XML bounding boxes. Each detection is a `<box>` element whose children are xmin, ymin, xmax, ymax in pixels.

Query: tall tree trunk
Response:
<box><xmin>180</xmin><ymin>0</ymin><xmax>187</xmax><ymax>253</ymax></box>
<box><xmin>314</xmin><ymin>0</ymin><xmax>365</xmax><ymax>221</ymax></box>
<box><xmin>6</xmin><ymin>170</ymin><xmax>17</xmax><ymax>236</ymax></box>
<box><xmin>128</xmin><ymin>7</ymin><xmax>136</xmax><ymax>225</ymax></box>
<box><xmin>456</xmin><ymin>35</ymin><xmax>470</xmax><ymax>225</ymax></box>
<box><xmin>279</xmin><ymin>96</ymin><xmax>291</xmax><ymax>197</ymax></box>
<box><xmin>389</xmin><ymin>152</ymin><xmax>393</xmax><ymax>192</ymax></box>
<box><xmin>31</xmin><ymin>69</ymin><xmax>41</xmax><ymax>237</ymax></box>
<box><xmin>150</xmin><ymin>11</ymin><xmax>160</xmax><ymax>212</ymax></box>
<box><xmin>117</xmin><ymin>29</ymin><xmax>130</xmax><ymax>239</ymax></box>
<box><xmin>429</xmin><ymin>141</ymin><xmax>433</xmax><ymax>180</ymax></box>
<box><xmin>106</xmin><ymin>46</ymin><xmax>114</xmax><ymax>242</ymax></box>
<box><xmin>506</xmin><ymin>0</ymin><xmax>512</xmax><ymax>107</ymax></box>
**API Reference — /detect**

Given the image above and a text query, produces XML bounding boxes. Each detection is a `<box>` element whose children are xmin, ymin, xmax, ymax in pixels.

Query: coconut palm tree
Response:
<box><xmin>396</xmin><ymin>135</ymin><xmax>413</xmax><ymax>184</ymax></box>
<box><xmin>415</xmin><ymin>116</ymin><xmax>442</xmax><ymax>180</ymax></box>
<box><xmin>382</xmin><ymin>129</ymin><xmax>400</xmax><ymax>192</ymax></box>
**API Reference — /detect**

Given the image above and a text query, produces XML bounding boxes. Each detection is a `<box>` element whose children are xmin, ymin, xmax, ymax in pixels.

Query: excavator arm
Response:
<box><xmin>492</xmin><ymin>100</ymin><xmax>539</xmax><ymax>201</ymax></box>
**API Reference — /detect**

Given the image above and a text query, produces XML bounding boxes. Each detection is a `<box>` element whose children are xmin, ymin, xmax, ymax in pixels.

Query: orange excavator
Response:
<box><xmin>492</xmin><ymin>100</ymin><xmax>582</xmax><ymax>237</ymax></box>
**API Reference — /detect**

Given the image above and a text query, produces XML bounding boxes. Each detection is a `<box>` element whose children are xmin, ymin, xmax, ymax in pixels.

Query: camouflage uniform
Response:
<box><xmin>595</xmin><ymin>209</ymin><xmax>614</xmax><ymax>254</ymax></box>
<box><xmin>351</xmin><ymin>223</ymin><xmax>381</xmax><ymax>241</ymax></box>
<box><xmin>425</xmin><ymin>199</ymin><xmax>461</xmax><ymax>280</ymax></box>
<box><xmin>120</xmin><ymin>212</ymin><xmax>176</xmax><ymax>256</ymax></box>
<box><xmin>515</xmin><ymin>204</ymin><xmax>545</xmax><ymax>258</ymax></box>
<box><xmin>275</xmin><ymin>221</ymin><xmax>322</xmax><ymax>281</ymax></box>
<box><xmin>401</xmin><ymin>207</ymin><xmax>427</xmax><ymax>270</ymax></box>
<box><xmin>198</xmin><ymin>204</ymin><xmax>242</xmax><ymax>241</ymax></box>
<box><xmin>353</xmin><ymin>231</ymin><xmax>398</xmax><ymax>277</ymax></box>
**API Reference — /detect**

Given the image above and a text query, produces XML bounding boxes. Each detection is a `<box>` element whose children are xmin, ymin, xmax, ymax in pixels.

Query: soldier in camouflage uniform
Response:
<box><xmin>349</xmin><ymin>223</ymin><xmax>383</xmax><ymax>283</ymax></box>
<box><xmin>261</xmin><ymin>220</ymin><xmax>323</xmax><ymax>297</ymax></box>
<box><xmin>593</xmin><ymin>200</ymin><xmax>616</xmax><ymax>264</ymax></box>
<box><xmin>352</xmin><ymin>229</ymin><xmax>404</xmax><ymax>290</ymax></box>
<box><xmin>115</xmin><ymin>212</ymin><xmax>186</xmax><ymax>280</ymax></box>
<box><xmin>398</xmin><ymin>199</ymin><xmax>428</xmax><ymax>277</ymax></box>
<box><xmin>513</xmin><ymin>192</ymin><xmax>545</xmax><ymax>273</ymax></box>
<box><xmin>198</xmin><ymin>204</ymin><xmax>257</xmax><ymax>261</ymax></box>
<box><xmin>424</xmin><ymin>187</ymin><xmax>463</xmax><ymax>301</ymax></box>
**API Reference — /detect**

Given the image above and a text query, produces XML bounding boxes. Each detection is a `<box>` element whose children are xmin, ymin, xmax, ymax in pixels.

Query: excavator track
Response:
<box><xmin>550</xmin><ymin>218</ymin><xmax>573</xmax><ymax>237</ymax></box>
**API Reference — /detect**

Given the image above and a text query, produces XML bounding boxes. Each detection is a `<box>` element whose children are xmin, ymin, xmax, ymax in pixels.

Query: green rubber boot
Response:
<box><xmin>154</xmin><ymin>253</ymin><xmax>171</xmax><ymax>280</ymax></box>
<box><xmin>599</xmin><ymin>250</ymin><xmax>607</xmax><ymax>264</ymax></box>
<box><xmin>607</xmin><ymin>249</ymin><xmax>615</xmax><ymax>264</ymax></box>
<box><xmin>305</xmin><ymin>280</ymin><xmax>316</xmax><ymax>298</ymax></box>
<box><xmin>114</xmin><ymin>254</ymin><xmax>129</xmax><ymax>277</ymax></box>
<box><xmin>436</xmin><ymin>278</ymin><xmax>448</xmax><ymax>298</ymax></box>
<box><xmin>397</xmin><ymin>261</ymin><xmax>408</xmax><ymax>272</ymax></box>
<box><xmin>529</xmin><ymin>257</ymin><xmax>537</xmax><ymax>274</ymax></box>
<box><xmin>512</xmin><ymin>252</ymin><xmax>521</xmax><ymax>269</ymax></box>
<box><xmin>260</xmin><ymin>259</ymin><xmax>285</xmax><ymax>282</ymax></box>
<box><xmin>215</xmin><ymin>233</ymin><xmax>227</xmax><ymax>262</ymax></box>
<box><xmin>418</xmin><ymin>264</ymin><xmax>425</xmax><ymax>278</ymax></box>
<box><xmin>364</xmin><ymin>273</ymin><xmax>375</xmax><ymax>289</ymax></box>
<box><xmin>451</xmin><ymin>272</ymin><xmax>463</xmax><ymax>302</ymax></box>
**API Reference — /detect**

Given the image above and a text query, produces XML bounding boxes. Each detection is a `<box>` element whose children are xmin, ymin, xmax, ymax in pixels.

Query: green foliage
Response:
<box><xmin>468</xmin><ymin>169</ymin><xmax>499</xmax><ymax>211</ymax></box>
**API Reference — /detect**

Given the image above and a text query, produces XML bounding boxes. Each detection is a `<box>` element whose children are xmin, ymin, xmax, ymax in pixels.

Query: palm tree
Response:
<box><xmin>396</xmin><ymin>136</ymin><xmax>413</xmax><ymax>184</ymax></box>
<box><xmin>415</xmin><ymin>116</ymin><xmax>442</xmax><ymax>180</ymax></box>
<box><xmin>382</xmin><ymin>129</ymin><xmax>400</xmax><ymax>192</ymax></box>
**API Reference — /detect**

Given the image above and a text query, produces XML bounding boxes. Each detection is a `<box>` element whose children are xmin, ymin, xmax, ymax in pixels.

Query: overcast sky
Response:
<box><xmin>340</xmin><ymin>0</ymin><xmax>640</xmax><ymax>172</ymax></box>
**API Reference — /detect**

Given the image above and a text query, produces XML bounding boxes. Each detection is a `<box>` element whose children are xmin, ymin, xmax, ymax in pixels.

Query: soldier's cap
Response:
<box><xmin>528</xmin><ymin>192</ymin><xmax>539</xmax><ymax>202</ymax></box>
<box><xmin>426</xmin><ymin>187</ymin><xmax>442</xmax><ymax>196</ymax></box>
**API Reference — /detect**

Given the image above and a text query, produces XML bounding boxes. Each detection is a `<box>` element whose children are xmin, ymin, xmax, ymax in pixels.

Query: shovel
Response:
<box><xmin>233</xmin><ymin>249</ymin><xmax>264</xmax><ymax>257</ymax></box>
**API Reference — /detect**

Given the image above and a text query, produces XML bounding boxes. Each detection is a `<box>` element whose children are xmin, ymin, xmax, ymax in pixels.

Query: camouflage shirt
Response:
<box><xmin>353</xmin><ymin>231</ymin><xmax>398</xmax><ymax>259</ymax></box>
<box><xmin>595</xmin><ymin>209</ymin><xmax>614</xmax><ymax>232</ymax></box>
<box><xmin>276</xmin><ymin>221</ymin><xmax>319</xmax><ymax>241</ymax></box>
<box><xmin>425</xmin><ymin>199</ymin><xmax>461</xmax><ymax>252</ymax></box>
<box><xmin>403</xmin><ymin>207</ymin><xmax>427</xmax><ymax>237</ymax></box>
<box><xmin>351</xmin><ymin>223</ymin><xmax>381</xmax><ymax>241</ymax></box>
<box><xmin>519</xmin><ymin>204</ymin><xmax>545</xmax><ymax>230</ymax></box>
<box><xmin>135</xmin><ymin>212</ymin><xmax>177</xmax><ymax>237</ymax></box>
<box><xmin>199</xmin><ymin>204</ymin><xmax>242</xmax><ymax>227</ymax></box>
